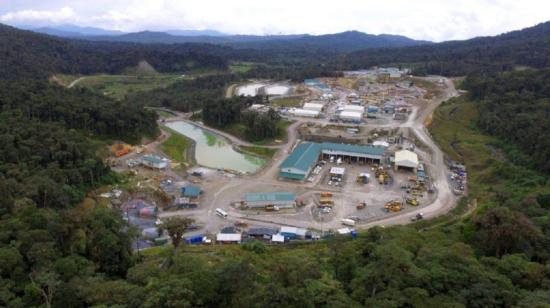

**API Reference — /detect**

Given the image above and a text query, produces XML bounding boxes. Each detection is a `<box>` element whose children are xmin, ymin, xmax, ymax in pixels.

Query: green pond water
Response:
<box><xmin>166</xmin><ymin>121</ymin><xmax>265</xmax><ymax>173</ymax></box>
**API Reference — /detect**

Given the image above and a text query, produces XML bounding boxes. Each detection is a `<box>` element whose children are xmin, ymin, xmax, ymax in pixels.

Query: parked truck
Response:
<box><xmin>341</xmin><ymin>218</ymin><xmax>356</xmax><ymax>227</ymax></box>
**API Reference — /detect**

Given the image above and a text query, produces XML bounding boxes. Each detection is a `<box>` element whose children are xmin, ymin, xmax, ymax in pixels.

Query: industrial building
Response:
<box><xmin>289</xmin><ymin>108</ymin><xmax>320</xmax><ymax>118</ymax></box>
<box><xmin>339</xmin><ymin>111</ymin><xmax>363</xmax><ymax>122</ymax></box>
<box><xmin>244</xmin><ymin>192</ymin><xmax>296</xmax><ymax>209</ymax></box>
<box><xmin>303</xmin><ymin>102</ymin><xmax>324</xmax><ymax>112</ymax></box>
<box><xmin>279</xmin><ymin>142</ymin><xmax>385</xmax><ymax>181</ymax></box>
<box><xmin>394</xmin><ymin>150</ymin><xmax>419</xmax><ymax>172</ymax></box>
<box><xmin>142</xmin><ymin>155</ymin><xmax>168</xmax><ymax>170</ymax></box>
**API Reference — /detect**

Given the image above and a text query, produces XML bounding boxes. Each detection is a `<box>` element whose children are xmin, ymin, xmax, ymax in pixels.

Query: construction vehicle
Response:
<box><xmin>265</xmin><ymin>205</ymin><xmax>280</xmax><ymax>212</ymax></box>
<box><xmin>375</xmin><ymin>168</ymin><xmax>392</xmax><ymax>185</ymax></box>
<box><xmin>320</xmin><ymin>192</ymin><xmax>333</xmax><ymax>198</ymax></box>
<box><xmin>406</xmin><ymin>197</ymin><xmax>419</xmax><ymax>206</ymax></box>
<box><xmin>357</xmin><ymin>201</ymin><xmax>366</xmax><ymax>209</ymax></box>
<box><xmin>319</xmin><ymin>198</ymin><xmax>335</xmax><ymax>205</ymax></box>
<box><xmin>384</xmin><ymin>200</ymin><xmax>403</xmax><ymax>212</ymax></box>
<box><xmin>111</xmin><ymin>143</ymin><xmax>132</xmax><ymax>157</ymax></box>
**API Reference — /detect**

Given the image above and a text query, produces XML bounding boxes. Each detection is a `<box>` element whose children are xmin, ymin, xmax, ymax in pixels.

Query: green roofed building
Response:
<box><xmin>244</xmin><ymin>192</ymin><xmax>296</xmax><ymax>209</ymax></box>
<box><xmin>279</xmin><ymin>142</ymin><xmax>385</xmax><ymax>181</ymax></box>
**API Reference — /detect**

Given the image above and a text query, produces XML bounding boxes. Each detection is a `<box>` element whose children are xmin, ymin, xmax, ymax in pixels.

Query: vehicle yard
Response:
<box><xmin>101</xmin><ymin>69</ymin><xmax>461</xmax><ymax>248</ymax></box>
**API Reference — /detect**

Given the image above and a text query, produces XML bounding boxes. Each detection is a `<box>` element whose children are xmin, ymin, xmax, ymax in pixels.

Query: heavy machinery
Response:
<box><xmin>410</xmin><ymin>213</ymin><xmax>424</xmax><ymax>221</ymax></box>
<box><xmin>111</xmin><ymin>143</ymin><xmax>132</xmax><ymax>157</ymax></box>
<box><xmin>375</xmin><ymin>168</ymin><xmax>392</xmax><ymax>185</ymax></box>
<box><xmin>320</xmin><ymin>192</ymin><xmax>333</xmax><ymax>198</ymax></box>
<box><xmin>357</xmin><ymin>201</ymin><xmax>367</xmax><ymax>209</ymax></box>
<box><xmin>319</xmin><ymin>198</ymin><xmax>335</xmax><ymax>206</ymax></box>
<box><xmin>384</xmin><ymin>200</ymin><xmax>403</xmax><ymax>212</ymax></box>
<box><xmin>406</xmin><ymin>197</ymin><xmax>419</xmax><ymax>206</ymax></box>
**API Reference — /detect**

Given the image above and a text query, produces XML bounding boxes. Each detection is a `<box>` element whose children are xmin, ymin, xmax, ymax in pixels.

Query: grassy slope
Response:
<box><xmin>160</xmin><ymin>127</ymin><xmax>191</xmax><ymax>163</ymax></box>
<box><xmin>75</xmin><ymin>74</ymin><xmax>182</xmax><ymax>100</ymax></box>
<box><xmin>238</xmin><ymin>145</ymin><xmax>277</xmax><ymax>159</ymax></box>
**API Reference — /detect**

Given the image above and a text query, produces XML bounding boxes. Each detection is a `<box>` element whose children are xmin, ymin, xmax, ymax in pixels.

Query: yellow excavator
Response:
<box><xmin>384</xmin><ymin>200</ymin><xmax>403</xmax><ymax>212</ymax></box>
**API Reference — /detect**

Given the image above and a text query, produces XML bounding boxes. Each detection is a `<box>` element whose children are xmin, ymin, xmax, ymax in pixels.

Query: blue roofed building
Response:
<box><xmin>181</xmin><ymin>185</ymin><xmax>202</xmax><ymax>199</ymax></box>
<box><xmin>279</xmin><ymin>142</ymin><xmax>384</xmax><ymax>181</ymax></box>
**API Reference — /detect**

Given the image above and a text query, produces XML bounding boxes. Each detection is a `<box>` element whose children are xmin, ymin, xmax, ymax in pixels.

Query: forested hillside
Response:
<box><xmin>0</xmin><ymin>24</ymin><xmax>229</xmax><ymax>80</ymax></box>
<box><xmin>0</xmin><ymin>80</ymin><xmax>159</xmax><ymax>306</ymax></box>
<box><xmin>343</xmin><ymin>21</ymin><xmax>550</xmax><ymax>75</ymax></box>
<box><xmin>463</xmin><ymin>69</ymin><xmax>550</xmax><ymax>172</ymax></box>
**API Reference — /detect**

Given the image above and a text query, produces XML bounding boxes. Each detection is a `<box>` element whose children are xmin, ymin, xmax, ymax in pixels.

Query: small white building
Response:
<box><xmin>303</xmin><ymin>102</ymin><xmax>324</xmax><ymax>112</ymax></box>
<box><xmin>342</xmin><ymin>105</ymin><xmax>365</xmax><ymax>113</ymax></box>
<box><xmin>290</xmin><ymin>108</ymin><xmax>320</xmax><ymax>118</ymax></box>
<box><xmin>394</xmin><ymin>150</ymin><xmax>419</xmax><ymax>172</ymax></box>
<box><xmin>339</xmin><ymin>111</ymin><xmax>363</xmax><ymax>122</ymax></box>
<box><xmin>216</xmin><ymin>233</ymin><xmax>242</xmax><ymax>243</ymax></box>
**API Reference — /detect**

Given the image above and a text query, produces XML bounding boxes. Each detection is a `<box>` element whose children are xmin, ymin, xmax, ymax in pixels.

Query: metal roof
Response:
<box><xmin>280</xmin><ymin>142</ymin><xmax>384</xmax><ymax>175</ymax></box>
<box><xmin>216</xmin><ymin>233</ymin><xmax>241</xmax><ymax>242</ymax></box>
<box><xmin>395</xmin><ymin>150</ymin><xmax>419</xmax><ymax>168</ymax></box>
<box><xmin>280</xmin><ymin>142</ymin><xmax>321</xmax><ymax>172</ymax></box>
<box><xmin>320</xmin><ymin>142</ymin><xmax>385</xmax><ymax>157</ymax></box>
<box><xmin>143</xmin><ymin>155</ymin><xmax>165</xmax><ymax>164</ymax></box>
<box><xmin>181</xmin><ymin>185</ymin><xmax>201</xmax><ymax>197</ymax></box>
<box><xmin>245</xmin><ymin>192</ymin><xmax>296</xmax><ymax>203</ymax></box>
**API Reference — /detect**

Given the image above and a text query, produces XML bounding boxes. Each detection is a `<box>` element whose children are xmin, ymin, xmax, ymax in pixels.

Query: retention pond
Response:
<box><xmin>166</xmin><ymin>121</ymin><xmax>265</xmax><ymax>173</ymax></box>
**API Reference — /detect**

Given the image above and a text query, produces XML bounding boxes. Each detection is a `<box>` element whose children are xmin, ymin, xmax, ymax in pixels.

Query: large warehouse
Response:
<box><xmin>279</xmin><ymin>142</ymin><xmax>385</xmax><ymax>180</ymax></box>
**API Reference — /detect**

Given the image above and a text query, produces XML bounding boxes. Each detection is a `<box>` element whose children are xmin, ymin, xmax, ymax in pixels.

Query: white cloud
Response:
<box><xmin>1</xmin><ymin>0</ymin><xmax>549</xmax><ymax>41</ymax></box>
<box><xmin>0</xmin><ymin>6</ymin><xmax>78</xmax><ymax>24</ymax></box>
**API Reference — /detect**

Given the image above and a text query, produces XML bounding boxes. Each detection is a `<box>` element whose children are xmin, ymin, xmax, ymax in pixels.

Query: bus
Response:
<box><xmin>215</xmin><ymin>208</ymin><xmax>228</xmax><ymax>218</ymax></box>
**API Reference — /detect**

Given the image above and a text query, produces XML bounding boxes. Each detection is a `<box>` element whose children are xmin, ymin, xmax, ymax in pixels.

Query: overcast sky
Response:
<box><xmin>0</xmin><ymin>0</ymin><xmax>549</xmax><ymax>41</ymax></box>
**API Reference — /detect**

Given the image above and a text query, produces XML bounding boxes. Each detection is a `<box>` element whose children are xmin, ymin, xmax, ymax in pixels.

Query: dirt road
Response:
<box><xmin>68</xmin><ymin>76</ymin><xmax>86</xmax><ymax>88</ymax></box>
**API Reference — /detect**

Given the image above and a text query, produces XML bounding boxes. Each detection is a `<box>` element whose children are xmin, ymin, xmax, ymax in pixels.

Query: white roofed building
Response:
<box><xmin>394</xmin><ymin>150</ymin><xmax>419</xmax><ymax>172</ymax></box>
<box><xmin>216</xmin><ymin>233</ymin><xmax>242</xmax><ymax>243</ymax></box>
<box><xmin>342</xmin><ymin>105</ymin><xmax>365</xmax><ymax>113</ymax></box>
<box><xmin>339</xmin><ymin>111</ymin><xmax>363</xmax><ymax>122</ymax></box>
<box><xmin>303</xmin><ymin>102</ymin><xmax>324</xmax><ymax>112</ymax></box>
<box><xmin>290</xmin><ymin>108</ymin><xmax>320</xmax><ymax>118</ymax></box>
